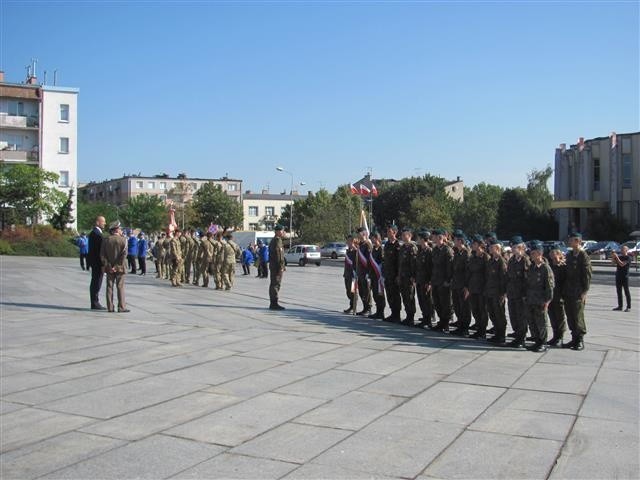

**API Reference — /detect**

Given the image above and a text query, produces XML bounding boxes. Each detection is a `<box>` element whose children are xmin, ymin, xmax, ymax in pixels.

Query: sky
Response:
<box><xmin>1</xmin><ymin>0</ymin><xmax>638</xmax><ymax>195</ymax></box>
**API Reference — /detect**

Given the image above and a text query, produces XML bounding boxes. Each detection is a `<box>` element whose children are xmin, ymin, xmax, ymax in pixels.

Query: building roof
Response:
<box><xmin>244</xmin><ymin>193</ymin><xmax>308</xmax><ymax>201</ymax></box>
<box><xmin>566</xmin><ymin>131</ymin><xmax>640</xmax><ymax>148</ymax></box>
<box><xmin>82</xmin><ymin>175</ymin><xmax>243</xmax><ymax>185</ymax></box>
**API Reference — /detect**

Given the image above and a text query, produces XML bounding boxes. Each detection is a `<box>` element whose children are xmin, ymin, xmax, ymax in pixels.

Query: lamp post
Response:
<box><xmin>276</xmin><ymin>166</ymin><xmax>295</xmax><ymax>244</ymax></box>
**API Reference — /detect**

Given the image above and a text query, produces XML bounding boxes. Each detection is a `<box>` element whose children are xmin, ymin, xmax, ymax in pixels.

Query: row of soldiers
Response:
<box><xmin>153</xmin><ymin>228</ymin><xmax>241</xmax><ymax>290</ymax></box>
<box><xmin>344</xmin><ymin>226</ymin><xmax>591</xmax><ymax>352</ymax></box>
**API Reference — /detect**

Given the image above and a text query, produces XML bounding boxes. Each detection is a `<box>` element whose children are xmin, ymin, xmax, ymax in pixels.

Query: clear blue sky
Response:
<box><xmin>2</xmin><ymin>1</ymin><xmax>638</xmax><ymax>194</ymax></box>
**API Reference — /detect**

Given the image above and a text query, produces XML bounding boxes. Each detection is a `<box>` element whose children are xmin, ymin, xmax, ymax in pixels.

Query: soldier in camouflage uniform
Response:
<box><xmin>179</xmin><ymin>229</ymin><xmax>189</xmax><ymax>284</ymax></box>
<box><xmin>467</xmin><ymin>235</ymin><xmax>490</xmax><ymax>339</ymax></box>
<box><xmin>155</xmin><ymin>233</ymin><xmax>166</xmax><ymax>279</ymax></box>
<box><xmin>562</xmin><ymin>232</ymin><xmax>592</xmax><ymax>351</ymax></box>
<box><xmin>415</xmin><ymin>230</ymin><xmax>434</xmax><ymax>328</ymax></box>
<box><xmin>524</xmin><ymin>241</ymin><xmax>554</xmax><ymax>352</ymax></box>
<box><xmin>183</xmin><ymin>229</ymin><xmax>197</xmax><ymax>284</ymax></box>
<box><xmin>398</xmin><ymin>227</ymin><xmax>418</xmax><ymax>326</ymax></box>
<box><xmin>485</xmin><ymin>239</ymin><xmax>508</xmax><ymax>344</ymax></box>
<box><xmin>222</xmin><ymin>233</ymin><xmax>241</xmax><ymax>290</ymax></box>
<box><xmin>505</xmin><ymin>236</ymin><xmax>531</xmax><ymax>348</ymax></box>
<box><xmin>429</xmin><ymin>228</ymin><xmax>453</xmax><ymax>333</ymax></box>
<box><xmin>451</xmin><ymin>230</ymin><xmax>471</xmax><ymax>336</ymax></box>
<box><xmin>367</xmin><ymin>232</ymin><xmax>386</xmax><ymax>319</ymax></box>
<box><xmin>383</xmin><ymin>225</ymin><xmax>402</xmax><ymax>323</ymax></box>
<box><xmin>212</xmin><ymin>232</ymin><xmax>224</xmax><ymax>290</ymax></box>
<box><xmin>547</xmin><ymin>247</ymin><xmax>567</xmax><ymax>346</ymax></box>
<box><xmin>169</xmin><ymin>229</ymin><xmax>184</xmax><ymax>287</ymax></box>
<box><xmin>198</xmin><ymin>232</ymin><xmax>215</xmax><ymax>287</ymax></box>
<box><xmin>162</xmin><ymin>233</ymin><xmax>172</xmax><ymax>280</ymax></box>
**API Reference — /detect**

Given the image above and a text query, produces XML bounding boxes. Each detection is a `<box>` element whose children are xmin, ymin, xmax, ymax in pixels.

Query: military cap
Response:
<box><xmin>487</xmin><ymin>238</ymin><xmax>500</xmax><ymax>246</ymax></box>
<box><xmin>568</xmin><ymin>231</ymin><xmax>582</xmax><ymax>239</ymax></box>
<box><xmin>529</xmin><ymin>240</ymin><xmax>544</xmax><ymax>252</ymax></box>
<box><xmin>345</xmin><ymin>233</ymin><xmax>354</xmax><ymax>240</ymax></box>
<box><xmin>387</xmin><ymin>224</ymin><xmax>399</xmax><ymax>232</ymax></box>
<box><xmin>108</xmin><ymin>220</ymin><xmax>121</xmax><ymax>231</ymax></box>
<box><xmin>510</xmin><ymin>235</ymin><xmax>524</xmax><ymax>246</ymax></box>
<box><xmin>274</xmin><ymin>224</ymin><xmax>284</xmax><ymax>231</ymax></box>
<box><xmin>418</xmin><ymin>230</ymin><xmax>430</xmax><ymax>240</ymax></box>
<box><xmin>453</xmin><ymin>229</ymin><xmax>465</xmax><ymax>239</ymax></box>
<box><xmin>401</xmin><ymin>226</ymin><xmax>413</xmax><ymax>234</ymax></box>
<box><xmin>356</xmin><ymin>227</ymin><xmax>367</xmax><ymax>233</ymax></box>
<box><xmin>471</xmin><ymin>234</ymin><xmax>484</xmax><ymax>244</ymax></box>
<box><xmin>485</xmin><ymin>232</ymin><xmax>497</xmax><ymax>239</ymax></box>
<box><xmin>433</xmin><ymin>228</ymin><xmax>446</xmax><ymax>236</ymax></box>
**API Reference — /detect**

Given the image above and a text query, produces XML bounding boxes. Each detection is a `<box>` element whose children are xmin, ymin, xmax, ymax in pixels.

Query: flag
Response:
<box><xmin>611</xmin><ymin>131</ymin><xmax>617</xmax><ymax>150</ymax></box>
<box><xmin>350</xmin><ymin>184</ymin><xmax>358</xmax><ymax>194</ymax></box>
<box><xmin>359</xmin><ymin>209</ymin><xmax>369</xmax><ymax>236</ymax></box>
<box><xmin>208</xmin><ymin>223</ymin><xmax>218</xmax><ymax>234</ymax></box>
<box><xmin>371</xmin><ymin>183</ymin><xmax>378</xmax><ymax>197</ymax></box>
<box><xmin>578</xmin><ymin>137</ymin><xmax>585</xmax><ymax>152</ymax></box>
<box><xmin>360</xmin><ymin>184</ymin><xmax>371</xmax><ymax>196</ymax></box>
<box><xmin>168</xmin><ymin>204</ymin><xmax>178</xmax><ymax>232</ymax></box>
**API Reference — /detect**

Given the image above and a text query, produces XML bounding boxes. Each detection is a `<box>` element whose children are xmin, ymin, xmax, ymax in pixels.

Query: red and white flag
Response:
<box><xmin>360</xmin><ymin>184</ymin><xmax>371</xmax><ymax>196</ymax></box>
<box><xmin>350</xmin><ymin>184</ymin><xmax>358</xmax><ymax>194</ymax></box>
<box><xmin>371</xmin><ymin>183</ymin><xmax>378</xmax><ymax>197</ymax></box>
<box><xmin>359</xmin><ymin>209</ymin><xmax>369</xmax><ymax>237</ymax></box>
<box><xmin>578</xmin><ymin>137</ymin><xmax>585</xmax><ymax>152</ymax></box>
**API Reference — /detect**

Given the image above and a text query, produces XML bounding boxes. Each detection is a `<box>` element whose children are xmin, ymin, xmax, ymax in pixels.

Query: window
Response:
<box><xmin>248</xmin><ymin>206</ymin><xmax>259</xmax><ymax>216</ymax></box>
<box><xmin>8</xmin><ymin>101</ymin><xmax>24</xmax><ymax>116</ymax></box>
<box><xmin>622</xmin><ymin>138</ymin><xmax>632</xmax><ymax>154</ymax></box>
<box><xmin>593</xmin><ymin>158</ymin><xmax>600</xmax><ymax>191</ymax></box>
<box><xmin>190</xmin><ymin>182</ymin><xmax>198</xmax><ymax>191</ymax></box>
<box><xmin>59</xmin><ymin>137</ymin><xmax>69</xmax><ymax>153</ymax></box>
<box><xmin>622</xmin><ymin>155</ymin><xmax>632</xmax><ymax>189</ymax></box>
<box><xmin>281</xmin><ymin>206</ymin><xmax>287</xmax><ymax>214</ymax></box>
<box><xmin>60</xmin><ymin>104</ymin><xmax>69</xmax><ymax>122</ymax></box>
<box><xmin>136</xmin><ymin>181</ymin><xmax>143</xmax><ymax>189</ymax></box>
<box><xmin>159</xmin><ymin>182</ymin><xmax>167</xmax><ymax>190</ymax></box>
<box><xmin>249</xmin><ymin>223</ymin><xmax>258</xmax><ymax>231</ymax></box>
<box><xmin>228</xmin><ymin>184</ymin><xmax>237</xmax><ymax>191</ymax></box>
<box><xmin>147</xmin><ymin>181</ymin><xmax>155</xmax><ymax>189</ymax></box>
<box><xmin>265</xmin><ymin>206</ymin><xmax>275</xmax><ymax>216</ymax></box>
<box><xmin>59</xmin><ymin>171</ymin><xmax>69</xmax><ymax>187</ymax></box>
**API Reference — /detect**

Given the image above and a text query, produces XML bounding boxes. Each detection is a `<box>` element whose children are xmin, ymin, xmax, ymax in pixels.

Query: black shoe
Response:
<box><xmin>526</xmin><ymin>336</ymin><xmax>535</xmax><ymax>341</ymax></box>
<box><xmin>357</xmin><ymin>309</ymin><xmax>372</xmax><ymax>316</ymax></box>
<box><xmin>547</xmin><ymin>337</ymin><xmax>561</xmax><ymax>347</ymax></box>
<box><xmin>269</xmin><ymin>304</ymin><xmax>285</xmax><ymax>311</ymax></box>
<box><xmin>450</xmin><ymin>321</ymin><xmax>460</xmax><ymax>328</ymax></box>
<box><xmin>571</xmin><ymin>338</ymin><xmax>584</xmax><ymax>351</ymax></box>
<box><xmin>384</xmin><ymin>314</ymin><xmax>400</xmax><ymax>323</ymax></box>
<box><xmin>507</xmin><ymin>332</ymin><xmax>516</xmax><ymax>338</ymax></box>
<box><xmin>487</xmin><ymin>327</ymin><xmax>496</xmax><ymax>334</ymax></box>
<box><xmin>533</xmin><ymin>343</ymin><xmax>548</xmax><ymax>353</ymax></box>
<box><xmin>118</xmin><ymin>308</ymin><xmax>130</xmax><ymax>313</ymax></box>
<box><xmin>403</xmin><ymin>318</ymin><xmax>415</xmax><ymax>326</ymax></box>
<box><xmin>428</xmin><ymin>324</ymin><xmax>449</xmax><ymax>333</ymax></box>
<box><xmin>91</xmin><ymin>305</ymin><xmax>107</xmax><ymax>311</ymax></box>
<box><xmin>487</xmin><ymin>336</ymin><xmax>505</xmax><ymax>345</ymax></box>
<box><xmin>468</xmin><ymin>323</ymin><xmax>477</xmax><ymax>331</ymax></box>
<box><xmin>344</xmin><ymin>306</ymin><xmax>354</xmax><ymax>313</ymax></box>
<box><xmin>625</xmin><ymin>307</ymin><xmax>631</xmax><ymax>312</ymax></box>
<box><xmin>562</xmin><ymin>339</ymin><xmax>576</xmax><ymax>349</ymax></box>
<box><xmin>612</xmin><ymin>307</ymin><xmax>622</xmax><ymax>311</ymax></box>
<box><xmin>470</xmin><ymin>331</ymin><xmax>486</xmax><ymax>339</ymax></box>
<box><xmin>450</xmin><ymin>328</ymin><xmax>469</xmax><ymax>337</ymax></box>
<box><xmin>504</xmin><ymin>339</ymin><xmax>525</xmax><ymax>349</ymax></box>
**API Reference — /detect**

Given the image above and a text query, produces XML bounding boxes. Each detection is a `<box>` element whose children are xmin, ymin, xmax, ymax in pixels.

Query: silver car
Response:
<box><xmin>320</xmin><ymin>242</ymin><xmax>347</xmax><ymax>259</ymax></box>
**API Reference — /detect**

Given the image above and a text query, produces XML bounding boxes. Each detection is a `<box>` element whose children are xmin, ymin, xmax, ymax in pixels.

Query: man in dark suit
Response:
<box><xmin>88</xmin><ymin>215</ymin><xmax>107</xmax><ymax>310</ymax></box>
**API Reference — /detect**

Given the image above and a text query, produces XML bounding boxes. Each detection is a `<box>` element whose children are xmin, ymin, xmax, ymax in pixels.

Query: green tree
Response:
<box><xmin>0</xmin><ymin>165</ymin><xmax>66</xmax><ymax>228</ymax></box>
<box><xmin>119</xmin><ymin>194</ymin><xmax>167</xmax><ymax>233</ymax></box>
<box><xmin>49</xmin><ymin>189</ymin><xmax>75</xmax><ymax>232</ymax></box>
<box><xmin>404</xmin><ymin>195</ymin><xmax>454</xmax><ymax>231</ymax></box>
<box><xmin>496</xmin><ymin>188</ymin><xmax>557</xmax><ymax>240</ymax></box>
<box><xmin>76</xmin><ymin>199</ymin><xmax>119</xmax><ymax>233</ymax></box>
<box><xmin>191</xmin><ymin>182</ymin><xmax>243</xmax><ymax>229</ymax></box>
<box><xmin>586</xmin><ymin>210</ymin><xmax>631</xmax><ymax>242</ymax></box>
<box><xmin>526</xmin><ymin>165</ymin><xmax>554</xmax><ymax>214</ymax></box>
<box><xmin>454</xmin><ymin>182</ymin><xmax>504</xmax><ymax>234</ymax></box>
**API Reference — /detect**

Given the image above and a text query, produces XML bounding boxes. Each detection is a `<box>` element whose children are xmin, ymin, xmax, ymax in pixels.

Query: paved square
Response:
<box><xmin>1</xmin><ymin>256</ymin><xmax>639</xmax><ymax>479</ymax></box>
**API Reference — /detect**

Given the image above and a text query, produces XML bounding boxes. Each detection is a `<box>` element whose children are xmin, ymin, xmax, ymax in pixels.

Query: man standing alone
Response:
<box><xmin>268</xmin><ymin>225</ymin><xmax>286</xmax><ymax>310</ymax></box>
<box><xmin>88</xmin><ymin>216</ymin><xmax>106</xmax><ymax>310</ymax></box>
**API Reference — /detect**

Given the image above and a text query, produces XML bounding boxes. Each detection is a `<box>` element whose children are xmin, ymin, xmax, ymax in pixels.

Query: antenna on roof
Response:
<box><xmin>53</xmin><ymin>70</ymin><xmax>58</xmax><ymax>86</ymax></box>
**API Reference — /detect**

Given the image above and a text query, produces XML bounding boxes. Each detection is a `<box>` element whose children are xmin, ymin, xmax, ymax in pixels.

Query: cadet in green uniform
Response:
<box><xmin>169</xmin><ymin>229</ymin><xmax>183</xmax><ymax>287</ymax></box>
<box><xmin>525</xmin><ymin>241</ymin><xmax>554</xmax><ymax>352</ymax></box>
<box><xmin>199</xmin><ymin>232</ymin><xmax>215</xmax><ymax>287</ymax></box>
<box><xmin>467</xmin><ymin>235</ymin><xmax>490</xmax><ymax>339</ymax></box>
<box><xmin>451</xmin><ymin>230</ymin><xmax>471</xmax><ymax>336</ymax></box>
<box><xmin>367</xmin><ymin>232</ymin><xmax>386</xmax><ymax>319</ymax></box>
<box><xmin>155</xmin><ymin>233</ymin><xmax>166</xmax><ymax>279</ymax></box>
<box><xmin>383</xmin><ymin>225</ymin><xmax>402</xmax><ymax>322</ymax></box>
<box><xmin>415</xmin><ymin>230</ymin><xmax>434</xmax><ymax>328</ymax></box>
<box><xmin>485</xmin><ymin>239</ymin><xmax>507</xmax><ymax>344</ymax></box>
<box><xmin>212</xmin><ymin>232</ymin><xmax>224</xmax><ymax>290</ymax></box>
<box><xmin>268</xmin><ymin>225</ymin><xmax>286</xmax><ymax>310</ymax></box>
<box><xmin>505</xmin><ymin>236</ymin><xmax>531</xmax><ymax>348</ymax></box>
<box><xmin>191</xmin><ymin>232</ymin><xmax>202</xmax><ymax>285</ymax></box>
<box><xmin>547</xmin><ymin>248</ymin><xmax>567</xmax><ymax>346</ymax></box>
<box><xmin>562</xmin><ymin>232</ymin><xmax>592</xmax><ymax>351</ymax></box>
<box><xmin>398</xmin><ymin>227</ymin><xmax>418</xmax><ymax>326</ymax></box>
<box><xmin>183</xmin><ymin>229</ymin><xmax>196</xmax><ymax>284</ymax></box>
<box><xmin>343</xmin><ymin>234</ymin><xmax>357</xmax><ymax>314</ymax></box>
<box><xmin>429</xmin><ymin>228</ymin><xmax>453</xmax><ymax>332</ymax></box>
<box><xmin>222</xmin><ymin>233</ymin><xmax>241</xmax><ymax>290</ymax></box>
<box><xmin>179</xmin><ymin>231</ymin><xmax>188</xmax><ymax>283</ymax></box>
<box><xmin>162</xmin><ymin>234</ymin><xmax>172</xmax><ymax>280</ymax></box>
<box><xmin>355</xmin><ymin>227</ymin><xmax>372</xmax><ymax>316</ymax></box>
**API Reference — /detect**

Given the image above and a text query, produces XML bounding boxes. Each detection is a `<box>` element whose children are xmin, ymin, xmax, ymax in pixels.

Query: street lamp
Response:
<box><xmin>276</xmin><ymin>166</ymin><xmax>295</xmax><ymax>243</ymax></box>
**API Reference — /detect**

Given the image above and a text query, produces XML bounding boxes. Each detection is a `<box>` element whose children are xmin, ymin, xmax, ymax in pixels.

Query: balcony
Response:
<box><xmin>0</xmin><ymin>149</ymin><xmax>39</xmax><ymax>164</ymax></box>
<box><xmin>0</xmin><ymin>114</ymin><xmax>39</xmax><ymax>129</ymax></box>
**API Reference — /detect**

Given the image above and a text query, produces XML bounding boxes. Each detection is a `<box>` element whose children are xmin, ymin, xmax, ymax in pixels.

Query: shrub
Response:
<box><xmin>0</xmin><ymin>225</ymin><xmax>78</xmax><ymax>257</ymax></box>
<box><xmin>0</xmin><ymin>239</ymin><xmax>14</xmax><ymax>255</ymax></box>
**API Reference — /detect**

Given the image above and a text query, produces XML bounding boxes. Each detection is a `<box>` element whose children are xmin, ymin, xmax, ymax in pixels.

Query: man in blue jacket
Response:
<box><xmin>241</xmin><ymin>245</ymin><xmax>255</xmax><ymax>275</ymax></box>
<box><xmin>76</xmin><ymin>232</ymin><xmax>89</xmax><ymax>271</ymax></box>
<box><xmin>127</xmin><ymin>230</ymin><xmax>138</xmax><ymax>274</ymax></box>
<box><xmin>137</xmin><ymin>232</ymin><xmax>148</xmax><ymax>275</ymax></box>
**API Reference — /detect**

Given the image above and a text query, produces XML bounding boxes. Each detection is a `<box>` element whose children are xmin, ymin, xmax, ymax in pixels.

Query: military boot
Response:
<box><xmin>571</xmin><ymin>336</ymin><xmax>584</xmax><ymax>351</ymax></box>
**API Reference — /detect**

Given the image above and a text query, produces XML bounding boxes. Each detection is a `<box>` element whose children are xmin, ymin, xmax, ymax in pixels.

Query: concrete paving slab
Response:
<box><xmin>39</xmin><ymin>375</ymin><xmax>205</xmax><ymax>419</ymax></box>
<box><xmin>445</xmin><ymin>350</ymin><xmax>538</xmax><ymax>387</ymax></box>
<box><xmin>0</xmin><ymin>407</ymin><xmax>95</xmax><ymax>453</ymax></box>
<box><xmin>0</xmin><ymin>357</ymin><xmax>67</xmax><ymax>376</ymax></box>
<box><xmin>43</xmin><ymin>339</ymin><xmax>165</xmax><ymax>363</ymax></box>
<box><xmin>166</xmin><ymin>392</ymin><xmax>325</xmax><ymax>446</ymax></box>
<box><xmin>360</xmin><ymin>368</ymin><xmax>444</xmax><ymax>398</ymax></box>
<box><xmin>602</xmin><ymin>349</ymin><xmax>640</xmax><ymax>371</ymax></box>
<box><xmin>276</xmin><ymin>369</ymin><xmax>382</xmax><ymax>400</ymax></box>
<box><xmin>294</xmin><ymin>345</ymin><xmax>377</xmax><ymax>365</ymax></box>
<box><xmin>0</xmin><ymin>400</ymin><xmax>26</xmax><ymax>415</ymax></box>
<box><xmin>239</xmin><ymin>339</ymin><xmax>341</xmax><ymax>362</ymax></box>
<box><xmin>231</xmin><ymin>422</ymin><xmax>351</xmax><ymax>464</ymax></box>
<box><xmin>337</xmin><ymin>350</ymin><xmax>425</xmax><ymax>375</ymax></box>
<box><xmin>205</xmin><ymin>369</ymin><xmax>308</xmax><ymax>399</ymax></box>
<box><xmin>171</xmin><ymin>452</ymin><xmax>298</xmax><ymax>479</ymax></box>
<box><xmin>512</xmin><ymin>362</ymin><xmax>599</xmax><ymax>395</ymax></box>
<box><xmin>295</xmin><ymin>391</ymin><xmax>405</xmax><ymax>430</ymax></box>
<box><xmin>422</xmin><ymin>430</ymin><xmax>562</xmax><ymax>479</ymax></box>
<box><xmin>550</xmin><ymin>417</ymin><xmax>640</xmax><ymax>480</ymax></box>
<box><xmin>579</xmin><ymin>368</ymin><xmax>639</xmax><ymax>422</ymax></box>
<box><xmin>39</xmin><ymin>434</ymin><xmax>224</xmax><ymax>479</ymax></box>
<box><xmin>403</xmin><ymin>349</ymin><xmax>481</xmax><ymax>375</ymax></box>
<box><xmin>80</xmin><ymin>392</ymin><xmax>240</xmax><ymax>440</ymax></box>
<box><xmin>538</xmin><ymin>348</ymin><xmax>606</xmax><ymax>367</ymax></box>
<box><xmin>391</xmin><ymin>382</ymin><xmax>505</xmax><ymax>426</ymax></box>
<box><xmin>0</xmin><ymin>431</ymin><xmax>125</xmax><ymax>480</ymax></box>
<box><xmin>0</xmin><ymin>371</ymin><xmax>67</xmax><ymax>396</ymax></box>
<box><xmin>284</xmin><ymin>462</ymin><xmax>400</xmax><ymax>480</ymax></box>
<box><xmin>130</xmin><ymin>348</ymin><xmax>237</xmax><ymax>374</ymax></box>
<box><xmin>312</xmin><ymin>415</ymin><xmax>462</xmax><ymax>478</ymax></box>
<box><xmin>470</xmin><ymin>406</ymin><xmax>575</xmax><ymax>441</ymax></box>
<box><xmin>483</xmin><ymin>388</ymin><xmax>583</xmax><ymax>415</ymax></box>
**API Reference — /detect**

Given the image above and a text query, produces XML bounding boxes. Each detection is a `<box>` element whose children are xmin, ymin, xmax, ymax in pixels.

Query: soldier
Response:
<box><xmin>268</xmin><ymin>224</ymin><xmax>286</xmax><ymax>310</ymax></box>
<box><xmin>415</xmin><ymin>230</ymin><xmax>434</xmax><ymax>328</ymax></box>
<box><xmin>383</xmin><ymin>225</ymin><xmax>402</xmax><ymax>322</ymax></box>
<box><xmin>429</xmin><ymin>228</ymin><xmax>453</xmax><ymax>333</ymax></box>
<box><xmin>397</xmin><ymin>227</ymin><xmax>417</xmax><ymax>326</ymax></box>
<box><xmin>162</xmin><ymin>232</ymin><xmax>172</xmax><ymax>280</ymax></box>
<box><xmin>179</xmin><ymin>228</ymin><xmax>188</xmax><ymax>283</ymax></box>
<box><xmin>505</xmin><ymin>236</ymin><xmax>531</xmax><ymax>349</ymax></box>
<box><xmin>367</xmin><ymin>231</ymin><xmax>386</xmax><ymax>319</ymax></box>
<box><xmin>485</xmin><ymin>239</ymin><xmax>508</xmax><ymax>344</ymax></box>
<box><xmin>451</xmin><ymin>230</ymin><xmax>471</xmax><ymax>337</ymax></box>
<box><xmin>547</xmin><ymin>247</ymin><xmax>567</xmax><ymax>346</ymax></box>
<box><xmin>100</xmin><ymin>221</ymin><xmax>129</xmax><ymax>313</ymax></box>
<box><xmin>222</xmin><ymin>233</ymin><xmax>241</xmax><ymax>290</ymax></box>
<box><xmin>169</xmin><ymin>229</ymin><xmax>184</xmax><ymax>287</ymax></box>
<box><xmin>184</xmin><ymin>229</ymin><xmax>197</xmax><ymax>284</ymax></box>
<box><xmin>562</xmin><ymin>232</ymin><xmax>592</xmax><ymax>351</ymax></box>
<box><xmin>212</xmin><ymin>232</ymin><xmax>224</xmax><ymax>290</ymax></box>
<box><xmin>343</xmin><ymin>234</ymin><xmax>358</xmax><ymax>314</ymax></box>
<box><xmin>198</xmin><ymin>232</ymin><xmax>215</xmax><ymax>287</ymax></box>
<box><xmin>524</xmin><ymin>241</ymin><xmax>554</xmax><ymax>352</ymax></box>
<box><xmin>355</xmin><ymin>227</ymin><xmax>372</xmax><ymax>316</ymax></box>
<box><xmin>155</xmin><ymin>232</ymin><xmax>166</xmax><ymax>279</ymax></box>
<box><xmin>191</xmin><ymin>231</ymin><xmax>202</xmax><ymax>285</ymax></box>
<box><xmin>467</xmin><ymin>235</ymin><xmax>490</xmax><ymax>339</ymax></box>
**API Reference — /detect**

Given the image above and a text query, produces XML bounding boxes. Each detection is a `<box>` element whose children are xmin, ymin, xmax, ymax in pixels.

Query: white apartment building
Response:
<box><xmin>0</xmin><ymin>70</ymin><xmax>79</xmax><ymax>230</ymax></box>
<box><xmin>242</xmin><ymin>191</ymin><xmax>308</xmax><ymax>231</ymax></box>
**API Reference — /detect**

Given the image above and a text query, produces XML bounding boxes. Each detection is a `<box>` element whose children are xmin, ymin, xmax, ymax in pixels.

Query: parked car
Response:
<box><xmin>320</xmin><ymin>242</ymin><xmax>347</xmax><ymax>259</ymax></box>
<box><xmin>582</xmin><ymin>240</ymin><xmax>597</xmax><ymax>251</ymax></box>
<box><xmin>284</xmin><ymin>244</ymin><xmax>322</xmax><ymax>266</ymax></box>
<box><xmin>621</xmin><ymin>240</ymin><xmax>640</xmax><ymax>257</ymax></box>
<box><xmin>584</xmin><ymin>241</ymin><xmax>621</xmax><ymax>259</ymax></box>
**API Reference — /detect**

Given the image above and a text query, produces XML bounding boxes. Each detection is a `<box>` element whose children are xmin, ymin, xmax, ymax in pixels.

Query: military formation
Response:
<box><xmin>151</xmin><ymin>228</ymin><xmax>242</xmax><ymax>290</ymax></box>
<box><xmin>343</xmin><ymin>227</ymin><xmax>592</xmax><ymax>352</ymax></box>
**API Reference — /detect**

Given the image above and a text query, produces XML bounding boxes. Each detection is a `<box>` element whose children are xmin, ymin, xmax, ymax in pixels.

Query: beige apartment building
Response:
<box><xmin>242</xmin><ymin>191</ymin><xmax>308</xmax><ymax>231</ymax></box>
<box><xmin>79</xmin><ymin>174</ymin><xmax>242</xmax><ymax>206</ymax></box>
<box><xmin>553</xmin><ymin>131</ymin><xmax>640</xmax><ymax>239</ymax></box>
